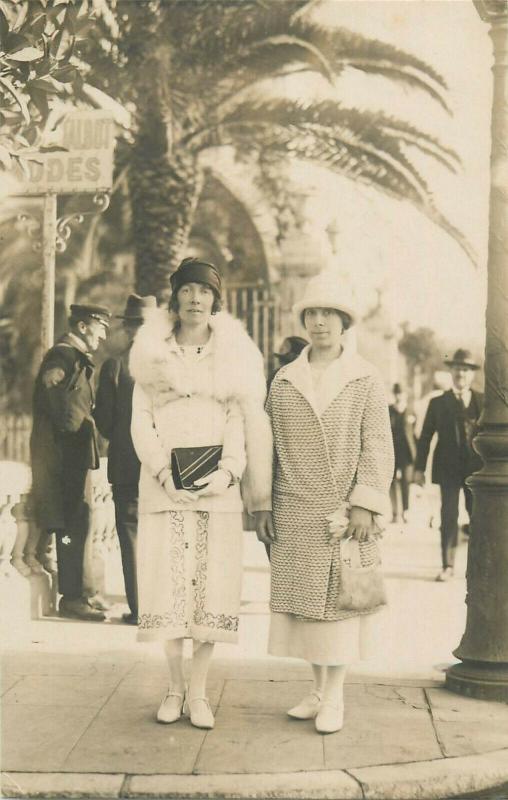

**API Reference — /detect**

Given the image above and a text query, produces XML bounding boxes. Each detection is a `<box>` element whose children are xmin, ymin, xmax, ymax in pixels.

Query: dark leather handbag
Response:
<box><xmin>171</xmin><ymin>445</ymin><xmax>223</xmax><ymax>491</ymax></box>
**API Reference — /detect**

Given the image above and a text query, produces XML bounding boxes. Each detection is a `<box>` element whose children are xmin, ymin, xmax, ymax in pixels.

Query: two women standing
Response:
<box><xmin>130</xmin><ymin>259</ymin><xmax>393</xmax><ymax>736</ymax></box>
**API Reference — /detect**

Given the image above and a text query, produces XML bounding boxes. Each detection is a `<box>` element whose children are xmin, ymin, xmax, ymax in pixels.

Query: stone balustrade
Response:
<box><xmin>0</xmin><ymin>458</ymin><xmax>121</xmax><ymax>633</ymax></box>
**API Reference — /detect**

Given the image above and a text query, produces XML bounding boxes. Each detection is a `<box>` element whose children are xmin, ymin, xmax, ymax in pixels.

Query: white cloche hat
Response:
<box><xmin>292</xmin><ymin>272</ymin><xmax>357</xmax><ymax>330</ymax></box>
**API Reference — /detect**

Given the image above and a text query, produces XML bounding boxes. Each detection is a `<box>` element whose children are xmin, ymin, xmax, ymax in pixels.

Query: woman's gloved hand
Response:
<box><xmin>193</xmin><ymin>468</ymin><xmax>231</xmax><ymax>497</ymax></box>
<box><xmin>159</xmin><ymin>468</ymin><xmax>197</xmax><ymax>505</ymax></box>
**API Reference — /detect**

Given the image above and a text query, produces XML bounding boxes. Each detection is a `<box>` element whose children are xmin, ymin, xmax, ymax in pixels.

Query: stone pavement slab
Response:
<box><xmin>62</xmin><ymin>678</ymin><xmax>216</xmax><ymax>774</ymax></box>
<box><xmin>1</xmin><ymin>772</ymin><xmax>125</xmax><ymax>799</ymax></box>
<box><xmin>323</xmin><ymin>685</ymin><xmax>443</xmax><ymax>769</ymax></box>
<box><xmin>427</xmin><ymin>687</ymin><xmax>508</xmax><ymax>757</ymax></box>
<box><xmin>349</xmin><ymin>747</ymin><xmax>508</xmax><ymax>800</ymax></box>
<box><xmin>194</xmin><ymin>707</ymin><xmax>325</xmax><ymax>774</ymax></box>
<box><xmin>126</xmin><ymin>770</ymin><xmax>362</xmax><ymax>799</ymax></box>
<box><xmin>1</xmin><ymin>704</ymin><xmax>98</xmax><ymax>772</ymax></box>
<box><xmin>2</xmin><ymin>673</ymin><xmax>122</xmax><ymax>709</ymax></box>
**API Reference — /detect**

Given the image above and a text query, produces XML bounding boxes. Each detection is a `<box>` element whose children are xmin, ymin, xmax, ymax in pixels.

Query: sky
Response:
<box><xmin>282</xmin><ymin>0</ymin><xmax>492</xmax><ymax>349</ymax></box>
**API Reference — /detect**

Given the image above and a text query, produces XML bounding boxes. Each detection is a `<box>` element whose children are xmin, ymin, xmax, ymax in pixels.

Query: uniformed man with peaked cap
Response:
<box><xmin>30</xmin><ymin>303</ymin><xmax>111</xmax><ymax>621</ymax></box>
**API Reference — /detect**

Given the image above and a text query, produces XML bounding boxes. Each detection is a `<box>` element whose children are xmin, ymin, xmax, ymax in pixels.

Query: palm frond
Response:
<box><xmin>166</xmin><ymin>3</ymin><xmax>450</xmax><ymax>112</ymax></box>
<box><xmin>191</xmin><ymin>99</ymin><xmax>475</xmax><ymax>265</ymax></box>
<box><xmin>188</xmin><ymin>99</ymin><xmax>460</xmax><ymax>174</ymax></box>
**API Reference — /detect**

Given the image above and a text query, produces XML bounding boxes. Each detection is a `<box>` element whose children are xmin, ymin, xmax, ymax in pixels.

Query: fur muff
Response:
<box><xmin>129</xmin><ymin>309</ymin><xmax>273</xmax><ymax>512</ymax></box>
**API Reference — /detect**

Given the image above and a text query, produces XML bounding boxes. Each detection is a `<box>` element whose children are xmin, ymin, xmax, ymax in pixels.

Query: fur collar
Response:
<box><xmin>129</xmin><ymin>309</ymin><xmax>267</xmax><ymax>408</ymax></box>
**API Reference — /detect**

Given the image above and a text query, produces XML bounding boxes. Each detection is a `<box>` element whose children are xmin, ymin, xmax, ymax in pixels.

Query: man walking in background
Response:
<box><xmin>389</xmin><ymin>383</ymin><xmax>417</xmax><ymax>524</ymax></box>
<box><xmin>413</xmin><ymin>349</ymin><xmax>484</xmax><ymax>581</ymax></box>
<box><xmin>94</xmin><ymin>294</ymin><xmax>156</xmax><ymax>625</ymax></box>
<box><xmin>30</xmin><ymin>304</ymin><xmax>111</xmax><ymax>621</ymax></box>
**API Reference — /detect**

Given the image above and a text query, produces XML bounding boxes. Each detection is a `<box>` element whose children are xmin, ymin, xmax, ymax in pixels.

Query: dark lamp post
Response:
<box><xmin>446</xmin><ymin>0</ymin><xmax>508</xmax><ymax>701</ymax></box>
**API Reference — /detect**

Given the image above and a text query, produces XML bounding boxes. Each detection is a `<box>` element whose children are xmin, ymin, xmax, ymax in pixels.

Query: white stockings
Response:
<box><xmin>163</xmin><ymin>638</ymin><xmax>215</xmax><ymax>699</ymax></box>
<box><xmin>311</xmin><ymin>663</ymin><xmax>346</xmax><ymax>707</ymax></box>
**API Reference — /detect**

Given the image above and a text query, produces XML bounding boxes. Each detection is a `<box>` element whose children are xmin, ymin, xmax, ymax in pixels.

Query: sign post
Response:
<box><xmin>12</xmin><ymin>110</ymin><xmax>115</xmax><ymax>349</ymax></box>
<box><xmin>41</xmin><ymin>194</ymin><xmax>57</xmax><ymax>353</ymax></box>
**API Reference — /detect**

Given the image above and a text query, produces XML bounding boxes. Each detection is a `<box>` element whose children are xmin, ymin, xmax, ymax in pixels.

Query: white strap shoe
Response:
<box><xmin>156</xmin><ymin>689</ymin><xmax>185</xmax><ymax>724</ymax></box>
<box><xmin>315</xmin><ymin>701</ymin><xmax>344</xmax><ymax>734</ymax></box>
<box><xmin>287</xmin><ymin>690</ymin><xmax>322</xmax><ymax>720</ymax></box>
<box><xmin>184</xmin><ymin>696</ymin><xmax>215</xmax><ymax>729</ymax></box>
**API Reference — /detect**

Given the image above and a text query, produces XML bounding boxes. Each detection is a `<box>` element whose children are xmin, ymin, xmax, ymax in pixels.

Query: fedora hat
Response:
<box><xmin>292</xmin><ymin>273</ymin><xmax>357</xmax><ymax>329</ymax></box>
<box><xmin>444</xmin><ymin>348</ymin><xmax>480</xmax><ymax>371</ymax></box>
<box><xmin>116</xmin><ymin>294</ymin><xmax>157</xmax><ymax>321</ymax></box>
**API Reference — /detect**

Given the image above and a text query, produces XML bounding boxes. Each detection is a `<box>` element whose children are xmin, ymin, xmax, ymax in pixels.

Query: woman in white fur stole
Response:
<box><xmin>129</xmin><ymin>258</ymin><xmax>272</xmax><ymax>730</ymax></box>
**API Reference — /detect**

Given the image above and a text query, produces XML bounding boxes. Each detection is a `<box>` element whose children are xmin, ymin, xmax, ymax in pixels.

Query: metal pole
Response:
<box><xmin>41</xmin><ymin>193</ymin><xmax>57</xmax><ymax>351</ymax></box>
<box><xmin>446</xmin><ymin>0</ymin><xmax>508</xmax><ymax>701</ymax></box>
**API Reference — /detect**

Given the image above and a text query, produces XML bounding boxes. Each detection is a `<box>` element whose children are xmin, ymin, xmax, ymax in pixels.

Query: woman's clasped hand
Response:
<box><xmin>327</xmin><ymin>506</ymin><xmax>384</xmax><ymax>543</ymax></box>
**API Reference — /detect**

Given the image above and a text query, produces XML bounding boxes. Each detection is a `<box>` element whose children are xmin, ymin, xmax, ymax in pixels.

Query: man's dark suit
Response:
<box><xmin>94</xmin><ymin>348</ymin><xmax>139</xmax><ymax>618</ymax></box>
<box><xmin>30</xmin><ymin>335</ymin><xmax>99</xmax><ymax>600</ymax></box>
<box><xmin>415</xmin><ymin>389</ymin><xmax>484</xmax><ymax>569</ymax></box>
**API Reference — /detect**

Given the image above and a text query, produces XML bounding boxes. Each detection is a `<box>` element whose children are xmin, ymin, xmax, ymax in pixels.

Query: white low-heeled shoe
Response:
<box><xmin>184</xmin><ymin>696</ymin><xmax>215</xmax><ymax>729</ymax></box>
<box><xmin>287</xmin><ymin>690</ymin><xmax>322</xmax><ymax>720</ymax></box>
<box><xmin>156</xmin><ymin>689</ymin><xmax>185</xmax><ymax>724</ymax></box>
<box><xmin>315</xmin><ymin>701</ymin><xmax>344</xmax><ymax>734</ymax></box>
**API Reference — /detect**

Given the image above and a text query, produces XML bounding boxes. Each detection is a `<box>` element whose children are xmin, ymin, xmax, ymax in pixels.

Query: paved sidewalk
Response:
<box><xmin>2</xmin><ymin>517</ymin><xmax>508</xmax><ymax>799</ymax></box>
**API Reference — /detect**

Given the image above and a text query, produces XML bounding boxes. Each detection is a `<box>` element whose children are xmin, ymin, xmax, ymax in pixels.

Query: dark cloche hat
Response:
<box><xmin>116</xmin><ymin>293</ymin><xmax>157</xmax><ymax>320</ymax></box>
<box><xmin>392</xmin><ymin>382</ymin><xmax>404</xmax><ymax>394</ymax></box>
<box><xmin>274</xmin><ymin>336</ymin><xmax>308</xmax><ymax>363</ymax></box>
<box><xmin>170</xmin><ymin>257</ymin><xmax>222</xmax><ymax>297</ymax></box>
<box><xmin>444</xmin><ymin>348</ymin><xmax>480</xmax><ymax>371</ymax></box>
<box><xmin>69</xmin><ymin>304</ymin><xmax>111</xmax><ymax>328</ymax></box>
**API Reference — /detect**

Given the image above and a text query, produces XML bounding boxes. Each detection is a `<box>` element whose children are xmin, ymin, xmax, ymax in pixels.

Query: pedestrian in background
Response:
<box><xmin>256</xmin><ymin>273</ymin><xmax>393</xmax><ymax>735</ymax></box>
<box><xmin>268</xmin><ymin>335</ymin><xmax>308</xmax><ymax>388</ymax></box>
<box><xmin>413</xmin><ymin>349</ymin><xmax>483</xmax><ymax>581</ymax></box>
<box><xmin>30</xmin><ymin>304</ymin><xmax>111</xmax><ymax>621</ymax></box>
<box><xmin>94</xmin><ymin>293</ymin><xmax>157</xmax><ymax>625</ymax></box>
<box><xmin>129</xmin><ymin>258</ymin><xmax>272</xmax><ymax>730</ymax></box>
<box><xmin>389</xmin><ymin>383</ymin><xmax>417</xmax><ymax>524</ymax></box>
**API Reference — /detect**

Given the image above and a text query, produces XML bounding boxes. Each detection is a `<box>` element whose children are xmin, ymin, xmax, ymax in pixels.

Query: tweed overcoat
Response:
<box><xmin>30</xmin><ymin>334</ymin><xmax>99</xmax><ymax>530</ymax></box>
<box><xmin>268</xmin><ymin>345</ymin><xmax>394</xmax><ymax>621</ymax></box>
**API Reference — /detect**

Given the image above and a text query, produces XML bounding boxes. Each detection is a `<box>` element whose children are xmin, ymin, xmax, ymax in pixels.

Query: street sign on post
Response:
<box><xmin>11</xmin><ymin>110</ymin><xmax>115</xmax><ymax>352</ymax></box>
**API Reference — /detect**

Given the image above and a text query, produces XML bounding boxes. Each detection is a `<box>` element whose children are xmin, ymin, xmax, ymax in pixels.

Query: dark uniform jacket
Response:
<box><xmin>94</xmin><ymin>348</ymin><xmax>140</xmax><ymax>486</ymax></box>
<box><xmin>30</xmin><ymin>334</ymin><xmax>99</xmax><ymax>529</ymax></box>
<box><xmin>389</xmin><ymin>405</ymin><xmax>417</xmax><ymax>470</ymax></box>
<box><xmin>415</xmin><ymin>389</ymin><xmax>484</xmax><ymax>484</ymax></box>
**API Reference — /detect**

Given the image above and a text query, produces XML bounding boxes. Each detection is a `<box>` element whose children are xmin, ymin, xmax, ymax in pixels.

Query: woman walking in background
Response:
<box><xmin>130</xmin><ymin>257</ymin><xmax>271</xmax><ymax>730</ymax></box>
<box><xmin>255</xmin><ymin>273</ymin><xmax>394</xmax><ymax>734</ymax></box>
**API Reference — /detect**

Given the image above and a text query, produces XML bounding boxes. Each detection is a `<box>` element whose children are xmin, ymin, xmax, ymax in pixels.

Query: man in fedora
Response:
<box><xmin>414</xmin><ymin>348</ymin><xmax>484</xmax><ymax>581</ymax></box>
<box><xmin>94</xmin><ymin>293</ymin><xmax>156</xmax><ymax>624</ymax></box>
<box><xmin>30</xmin><ymin>304</ymin><xmax>111</xmax><ymax>621</ymax></box>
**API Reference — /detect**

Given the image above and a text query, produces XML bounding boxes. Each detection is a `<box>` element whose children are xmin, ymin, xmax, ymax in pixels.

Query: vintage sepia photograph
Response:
<box><xmin>1</xmin><ymin>0</ymin><xmax>508</xmax><ymax>798</ymax></box>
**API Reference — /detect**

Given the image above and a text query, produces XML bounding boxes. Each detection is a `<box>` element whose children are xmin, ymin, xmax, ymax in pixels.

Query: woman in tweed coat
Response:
<box><xmin>255</xmin><ymin>273</ymin><xmax>394</xmax><ymax>734</ymax></box>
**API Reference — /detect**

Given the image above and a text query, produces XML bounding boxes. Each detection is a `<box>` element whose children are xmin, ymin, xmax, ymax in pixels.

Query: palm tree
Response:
<box><xmin>89</xmin><ymin>0</ymin><xmax>472</xmax><ymax>300</ymax></box>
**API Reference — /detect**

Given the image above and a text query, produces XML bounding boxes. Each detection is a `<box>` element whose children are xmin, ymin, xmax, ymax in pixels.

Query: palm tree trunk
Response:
<box><xmin>129</xmin><ymin>142</ymin><xmax>203</xmax><ymax>301</ymax></box>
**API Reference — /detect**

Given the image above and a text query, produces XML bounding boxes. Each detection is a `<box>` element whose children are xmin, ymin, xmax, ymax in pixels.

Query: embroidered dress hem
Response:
<box><xmin>137</xmin><ymin>623</ymin><xmax>239</xmax><ymax>644</ymax></box>
<box><xmin>268</xmin><ymin>610</ymin><xmax>383</xmax><ymax>666</ymax></box>
<box><xmin>136</xmin><ymin>509</ymin><xmax>242</xmax><ymax>645</ymax></box>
